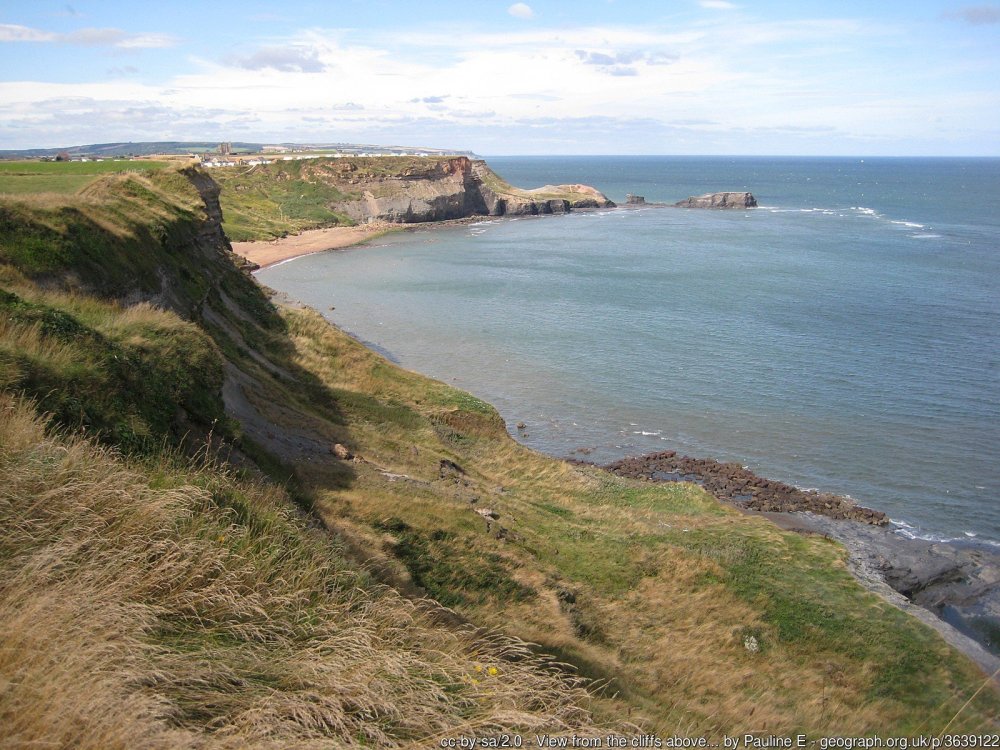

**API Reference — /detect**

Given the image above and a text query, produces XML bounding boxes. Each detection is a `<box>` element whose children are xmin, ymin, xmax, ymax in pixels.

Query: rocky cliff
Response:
<box><xmin>674</xmin><ymin>191</ymin><xmax>757</xmax><ymax>209</ymax></box>
<box><xmin>212</xmin><ymin>156</ymin><xmax>615</xmax><ymax>239</ymax></box>
<box><xmin>333</xmin><ymin>157</ymin><xmax>615</xmax><ymax>223</ymax></box>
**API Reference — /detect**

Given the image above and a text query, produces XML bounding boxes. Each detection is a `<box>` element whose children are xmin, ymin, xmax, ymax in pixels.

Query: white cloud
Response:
<box><xmin>0</xmin><ymin>24</ymin><xmax>57</xmax><ymax>42</ymax></box>
<box><xmin>229</xmin><ymin>46</ymin><xmax>327</xmax><ymax>73</ymax></box>
<box><xmin>0</xmin><ymin>14</ymin><xmax>996</xmax><ymax>155</ymax></box>
<box><xmin>507</xmin><ymin>3</ymin><xmax>534</xmax><ymax>20</ymax></box>
<box><xmin>113</xmin><ymin>33</ymin><xmax>177</xmax><ymax>49</ymax></box>
<box><xmin>0</xmin><ymin>23</ymin><xmax>176</xmax><ymax>48</ymax></box>
<box><xmin>700</xmin><ymin>1</ymin><xmax>738</xmax><ymax>9</ymax></box>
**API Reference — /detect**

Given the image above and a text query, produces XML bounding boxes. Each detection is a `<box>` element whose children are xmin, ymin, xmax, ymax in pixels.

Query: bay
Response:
<box><xmin>258</xmin><ymin>156</ymin><xmax>1000</xmax><ymax>543</ymax></box>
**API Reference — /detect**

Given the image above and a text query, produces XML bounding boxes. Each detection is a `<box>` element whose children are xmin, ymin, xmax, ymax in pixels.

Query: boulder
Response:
<box><xmin>330</xmin><ymin>443</ymin><xmax>353</xmax><ymax>460</ymax></box>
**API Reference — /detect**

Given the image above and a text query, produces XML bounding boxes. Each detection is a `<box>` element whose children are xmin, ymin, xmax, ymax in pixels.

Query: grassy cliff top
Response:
<box><xmin>0</xmin><ymin>158</ymin><xmax>171</xmax><ymax>195</ymax></box>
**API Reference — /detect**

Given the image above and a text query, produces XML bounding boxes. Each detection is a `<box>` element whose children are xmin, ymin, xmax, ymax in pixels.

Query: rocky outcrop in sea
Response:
<box><xmin>674</xmin><ymin>191</ymin><xmax>758</xmax><ymax>209</ymax></box>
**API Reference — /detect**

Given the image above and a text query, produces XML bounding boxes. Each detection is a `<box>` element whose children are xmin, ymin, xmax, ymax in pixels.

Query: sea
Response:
<box><xmin>257</xmin><ymin>156</ymin><xmax>1000</xmax><ymax>545</ymax></box>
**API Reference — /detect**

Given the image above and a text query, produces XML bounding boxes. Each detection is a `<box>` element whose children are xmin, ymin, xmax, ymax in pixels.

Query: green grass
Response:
<box><xmin>0</xmin><ymin>159</ymin><xmax>170</xmax><ymax>175</ymax></box>
<box><xmin>281</xmin><ymin>304</ymin><xmax>999</xmax><ymax>734</ymax></box>
<box><xmin>0</xmin><ymin>173</ymin><xmax>100</xmax><ymax>194</ymax></box>
<box><xmin>0</xmin><ymin>397</ymin><xmax>608</xmax><ymax>748</ymax></box>
<box><xmin>212</xmin><ymin>159</ymin><xmax>355</xmax><ymax>240</ymax></box>
<box><xmin>0</xmin><ymin>286</ymin><xmax>226</xmax><ymax>452</ymax></box>
<box><xmin>0</xmin><ymin>160</ymin><xmax>170</xmax><ymax>195</ymax></box>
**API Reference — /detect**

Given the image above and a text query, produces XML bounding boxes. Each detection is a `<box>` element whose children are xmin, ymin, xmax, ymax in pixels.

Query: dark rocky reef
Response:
<box><xmin>674</xmin><ymin>191</ymin><xmax>757</xmax><ymax>209</ymax></box>
<box><xmin>605</xmin><ymin>450</ymin><xmax>888</xmax><ymax>525</ymax></box>
<box><xmin>625</xmin><ymin>194</ymin><xmax>646</xmax><ymax>205</ymax></box>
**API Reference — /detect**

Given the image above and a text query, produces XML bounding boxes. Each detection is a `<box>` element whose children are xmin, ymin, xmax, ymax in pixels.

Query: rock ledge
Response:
<box><xmin>674</xmin><ymin>192</ymin><xmax>757</xmax><ymax>209</ymax></box>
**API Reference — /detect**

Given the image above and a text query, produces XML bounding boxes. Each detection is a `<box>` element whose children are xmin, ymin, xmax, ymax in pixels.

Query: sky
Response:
<box><xmin>0</xmin><ymin>0</ymin><xmax>998</xmax><ymax>155</ymax></box>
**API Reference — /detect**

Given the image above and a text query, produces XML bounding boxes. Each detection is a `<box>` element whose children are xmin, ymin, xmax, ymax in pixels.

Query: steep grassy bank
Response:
<box><xmin>0</xmin><ymin>165</ymin><xmax>996</xmax><ymax>744</ymax></box>
<box><xmin>0</xmin><ymin>396</ymin><xmax>604</xmax><ymax>748</ymax></box>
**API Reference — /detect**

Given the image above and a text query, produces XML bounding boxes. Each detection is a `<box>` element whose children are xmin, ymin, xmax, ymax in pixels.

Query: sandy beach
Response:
<box><xmin>231</xmin><ymin>223</ymin><xmax>396</xmax><ymax>269</ymax></box>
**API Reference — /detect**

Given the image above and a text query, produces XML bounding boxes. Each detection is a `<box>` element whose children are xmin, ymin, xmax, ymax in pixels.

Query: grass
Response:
<box><xmin>0</xmin><ymin>160</ymin><xmax>169</xmax><ymax>195</ymax></box>
<box><xmin>0</xmin><ymin>284</ymin><xmax>226</xmax><ymax>452</ymax></box>
<box><xmin>0</xmin><ymin>163</ymin><xmax>997</xmax><ymax>744</ymax></box>
<box><xmin>212</xmin><ymin>159</ymin><xmax>356</xmax><ymax>241</ymax></box>
<box><xmin>0</xmin><ymin>395</ymin><xmax>609</xmax><ymax>747</ymax></box>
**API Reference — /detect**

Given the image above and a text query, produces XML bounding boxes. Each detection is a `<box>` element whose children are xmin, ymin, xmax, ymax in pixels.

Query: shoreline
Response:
<box><xmin>767</xmin><ymin>510</ymin><xmax>1000</xmax><ymax>676</ymax></box>
<box><xmin>231</xmin><ymin>223</ymin><xmax>399</xmax><ymax>269</ymax></box>
<box><xmin>231</xmin><ymin>216</ymin><xmax>500</xmax><ymax>269</ymax></box>
<box><xmin>251</xmin><ymin>214</ymin><xmax>1000</xmax><ymax>678</ymax></box>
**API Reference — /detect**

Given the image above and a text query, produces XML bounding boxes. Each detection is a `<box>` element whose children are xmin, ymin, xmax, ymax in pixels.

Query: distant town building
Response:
<box><xmin>218</xmin><ymin>142</ymin><xmax>232</xmax><ymax>155</ymax></box>
<box><xmin>262</xmin><ymin>145</ymin><xmax>289</xmax><ymax>153</ymax></box>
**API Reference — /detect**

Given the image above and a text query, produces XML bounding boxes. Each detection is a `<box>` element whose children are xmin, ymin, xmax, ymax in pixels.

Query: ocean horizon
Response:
<box><xmin>258</xmin><ymin>155</ymin><xmax>1000</xmax><ymax>545</ymax></box>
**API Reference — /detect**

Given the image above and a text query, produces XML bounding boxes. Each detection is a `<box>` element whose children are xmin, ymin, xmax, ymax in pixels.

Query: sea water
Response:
<box><xmin>258</xmin><ymin>157</ymin><xmax>1000</xmax><ymax>543</ymax></box>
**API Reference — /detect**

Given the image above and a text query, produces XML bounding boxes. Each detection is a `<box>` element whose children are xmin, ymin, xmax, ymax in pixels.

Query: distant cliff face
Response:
<box><xmin>332</xmin><ymin>157</ymin><xmax>615</xmax><ymax>224</ymax></box>
<box><xmin>212</xmin><ymin>156</ymin><xmax>615</xmax><ymax>239</ymax></box>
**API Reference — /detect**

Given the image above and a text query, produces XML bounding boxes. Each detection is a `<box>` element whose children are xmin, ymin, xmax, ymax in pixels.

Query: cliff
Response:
<box><xmin>211</xmin><ymin>156</ymin><xmax>615</xmax><ymax>240</ymax></box>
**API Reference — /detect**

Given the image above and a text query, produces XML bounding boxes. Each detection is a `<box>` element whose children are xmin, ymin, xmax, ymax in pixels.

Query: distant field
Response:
<box><xmin>0</xmin><ymin>159</ymin><xmax>169</xmax><ymax>194</ymax></box>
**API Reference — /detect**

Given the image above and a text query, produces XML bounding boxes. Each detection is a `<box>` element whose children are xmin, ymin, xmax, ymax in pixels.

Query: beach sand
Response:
<box><xmin>231</xmin><ymin>223</ymin><xmax>395</xmax><ymax>269</ymax></box>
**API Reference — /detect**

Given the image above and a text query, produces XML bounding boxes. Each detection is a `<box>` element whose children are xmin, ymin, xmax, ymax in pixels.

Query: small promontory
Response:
<box><xmin>211</xmin><ymin>155</ymin><xmax>615</xmax><ymax>241</ymax></box>
<box><xmin>675</xmin><ymin>191</ymin><xmax>757</xmax><ymax>209</ymax></box>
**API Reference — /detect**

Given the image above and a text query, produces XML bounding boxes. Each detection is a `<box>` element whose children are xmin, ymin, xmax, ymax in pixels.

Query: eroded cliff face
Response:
<box><xmin>323</xmin><ymin>156</ymin><xmax>614</xmax><ymax>224</ymax></box>
<box><xmin>469</xmin><ymin>161</ymin><xmax>614</xmax><ymax>217</ymax></box>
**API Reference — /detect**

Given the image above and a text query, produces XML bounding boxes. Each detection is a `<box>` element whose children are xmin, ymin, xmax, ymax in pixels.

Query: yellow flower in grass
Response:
<box><xmin>487</xmin><ymin>666</ymin><xmax>499</xmax><ymax>676</ymax></box>
<box><xmin>474</xmin><ymin>664</ymin><xmax>483</xmax><ymax>673</ymax></box>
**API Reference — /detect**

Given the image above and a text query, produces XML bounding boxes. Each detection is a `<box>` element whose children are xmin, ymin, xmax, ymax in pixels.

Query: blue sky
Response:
<box><xmin>1</xmin><ymin>0</ymin><xmax>998</xmax><ymax>155</ymax></box>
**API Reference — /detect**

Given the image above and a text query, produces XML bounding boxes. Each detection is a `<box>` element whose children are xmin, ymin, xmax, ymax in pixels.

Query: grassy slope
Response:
<box><xmin>0</xmin><ymin>171</ymin><xmax>614</xmax><ymax>747</ymax></box>
<box><xmin>0</xmin><ymin>166</ymin><xmax>996</xmax><ymax>744</ymax></box>
<box><xmin>275</xmin><ymin>306</ymin><xmax>999</xmax><ymax>735</ymax></box>
<box><xmin>0</xmin><ymin>396</ymin><xmax>605</xmax><ymax>748</ymax></box>
<box><xmin>211</xmin><ymin>159</ymin><xmax>358</xmax><ymax>241</ymax></box>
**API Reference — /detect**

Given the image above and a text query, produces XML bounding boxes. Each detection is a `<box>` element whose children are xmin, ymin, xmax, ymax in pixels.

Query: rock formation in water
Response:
<box><xmin>674</xmin><ymin>192</ymin><xmax>757</xmax><ymax>209</ymax></box>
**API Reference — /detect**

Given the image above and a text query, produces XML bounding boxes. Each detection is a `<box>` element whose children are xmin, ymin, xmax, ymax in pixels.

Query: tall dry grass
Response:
<box><xmin>0</xmin><ymin>395</ymin><xmax>612</xmax><ymax>748</ymax></box>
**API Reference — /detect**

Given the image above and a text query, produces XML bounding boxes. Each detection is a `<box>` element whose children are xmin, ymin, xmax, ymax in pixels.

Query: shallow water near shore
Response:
<box><xmin>258</xmin><ymin>156</ymin><xmax>1000</xmax><ymax>544</ymax></box>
